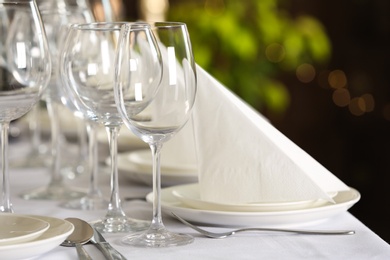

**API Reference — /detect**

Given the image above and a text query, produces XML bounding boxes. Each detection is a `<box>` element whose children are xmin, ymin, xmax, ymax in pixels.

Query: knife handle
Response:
<box><xmin>75</xmin><ymin>243</ymin><xmax>93</xmax><ymax>260</ymax></box>
<box><xmin>95</xmin><ymin>242</ymin><xmax>127</xmax><ymax>260</ymax></box>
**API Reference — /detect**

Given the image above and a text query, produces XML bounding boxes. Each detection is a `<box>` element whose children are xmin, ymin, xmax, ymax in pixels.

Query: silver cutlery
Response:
<box><xmin>90</xmin><ymin>227</ymin><xmax>127</xmax><ymax>260</ymax></box>
<box><xmin>61</xmin><ymin>218</ymin><xmax>94</xmax><ymax>260</ymax></box>
<box><xmin>171</xmin><ymin>212</ymin><xmax>355</xmax><ymax>238</ymax></box>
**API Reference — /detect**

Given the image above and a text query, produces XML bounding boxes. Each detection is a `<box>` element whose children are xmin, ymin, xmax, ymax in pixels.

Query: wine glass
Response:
<box><xmin>115</xmin><ymin>22</ymin><xmax>197</xmax><ymax>247</ymax></box>
<box><xmin>21</xmin><ymin>1</ymin><xmax>95</xmax><ymax>200</ymax></box>
<box><xmin>9</xmin><ymin>102</ymin><xmax>49</xmax><ymax>168</ymax></box>
<box><xmin>48</xmin><ymin>8</ymin><xmax>109</xmax><ymax>210</ymax></box>
<box><xmin>38</xmin><ymin>0</ymin><xmax>95</xmax><ymax>182</ymax></box>
<box><xmin>60</xmin><ymin>22</ymin><xmax>161</xmax><ymax>232</ymax></box>
<box><xmin>59</xmin><ymin>35</ymin><xmax>108</xmax><ymax>209</ymax></box>
<box><xmin>0</xmin><ymin>0</ymin><xmax>51</xmax><ymax>212</ymax></box>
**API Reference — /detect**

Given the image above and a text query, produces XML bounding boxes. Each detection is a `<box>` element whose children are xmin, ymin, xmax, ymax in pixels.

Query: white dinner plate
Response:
<box><xmin>116</xmin><ymin>152</ymin><xmax>198</xmax><ymax>187</ymax></box>
<box><xmin>147</xmin><ymin>185</ymin><xmax>360</xmax><ymax>227</ymax></box>
<box><xmin>97</xmin><ymin>127</ymin><xmax>148</xmax><ymax>152</ymax></box>
<box><xmin>0</xmin><ymin>214</ymin><xmax>50</xmax><ymax>246</ymax></box>
<box><xmin>171</xmin><ymin>184</ymin><xmax>337</xmax><ymax>212</ymax></box>
<box><xmin>0</xmin><ymin>215</ymin><xmax>74</xmax><ymax>260</ymax></box>
<box><xmin>128</xmin><ymin>150</ymin><xmax>197</xmax><ymax>173</ymax></box>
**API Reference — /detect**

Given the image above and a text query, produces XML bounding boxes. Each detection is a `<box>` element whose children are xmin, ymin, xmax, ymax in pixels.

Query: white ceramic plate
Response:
<box><xmin>128</xmin><ymin>150</ymin><xmax>197</xmax><ymax>172</ymax></box>
<box><xmin>97</xmin><ymin>127</ymin><xmax>148</xmax><ymax>152</ymax></box>
<box><xmin>0</xmin><ymin>214</ymin><xmax>50</xmax><ymax>246</ymax></box>
<box><xmin>116</xmin><ymin>152</ymin><xmax>198</xmax><ymax>187</ymax></box>
<box><xmin>0</xmin><ymin>215</ymin><xmax>74</xmax><ymax>260</ymax></box>
<box><xmin>171</xmin><ymin>184</ymin><xmax>337</xmax><ymax>212</ymax></box>
<box><xmin>147</xmin><ymin>185</ymin><xmax>360</xmax><ymax>227</ymax></box>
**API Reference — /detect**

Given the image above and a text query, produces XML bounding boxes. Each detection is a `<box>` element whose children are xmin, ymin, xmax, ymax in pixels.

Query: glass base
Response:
<box><xmin>60</xmin><ymin>194</ymin><xmax>108</xmax><ymax>210</ymax></box>
<box><xmin>91</xmin><ymin>216</ymin><xmax>150</xmax><ymax>233</ymax></box>
<box><xmin>0</xmin><ymin>205</ymin><xmax>14</xmax><ymax>213</ymax></box>
<box><xmin>21</xmin><ymin>185</ymin><xmax>86</xmax><ymax>200</ymax></box>
<box><xmin>121</xmin><ymin>227</ymin><xmax>194</xmax><ymax>248</ymax></box>
<box><xmin>61</xmin><ymin>164</ymin><xmax>87</xmax><ymax>180</ymax></box>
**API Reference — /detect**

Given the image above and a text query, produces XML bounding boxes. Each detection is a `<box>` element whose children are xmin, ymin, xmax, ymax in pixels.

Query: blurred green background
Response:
<box><xmin>121</xmin><ymin>0</ymin><xmax>390</xmax><ymax>243</ymax></box>
<box><xmin>168</xmin><ymin>0</ymin><xmax>331</xmax><ymax>117</ymax></box>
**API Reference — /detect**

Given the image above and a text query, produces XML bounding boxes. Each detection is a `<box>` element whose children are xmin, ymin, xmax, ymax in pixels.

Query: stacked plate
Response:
<box><xmin>0</xmin><ymin>214</ymin><xmax>74</xmax><ymax>260</ymax></box>
<box><xmin>116</xmin><ymin>149</ymin><xmax>198</xmax><ymax>187</ymax></box>
<box><xmin>147</xmin><ymin>183</ymin><xmax>361</xmax><ymax>227</ymax></box>
<box><xmin>97</xmin><ymin>127</ymin><xmax>148</xmax><ymax>152</ymax></box>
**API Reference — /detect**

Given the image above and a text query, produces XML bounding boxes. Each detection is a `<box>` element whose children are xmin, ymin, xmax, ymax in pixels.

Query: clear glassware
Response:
<box><xmin>0</xmin><ymin>0</ymin><xmax>51</xmax><ymax>212</ymax></box>
<box><xmin>57</xmin><ymin>18</ymin><xmax>108</xmax><ymax>210</ymax></box>
<box><xmin>21</xmin><ymin>1</ymin><xmax>95</xmax><ymax>200</ymax></box>
<box><xmin>60</xmin><ymin>22</ymin><xmax>161</xmax><ymax>232</ymax></box>
<box><xmin>60</xmin><ymin>116</ymin><xmax>89</xmax><ymax>180</ymax></box>
<box><xmin>9</xmin><ymin>102</ymin><xmax>49</xmax><ymax>168</ymax></box>
<box><xmin>115</xmin><ymin>22</ymin><xmax>197</xmax><ymax>247</ymax></box>
<box><xmin>60</xmin><ymin>106</ymin><xmax>108</xmax><ymax>209</ymax></box>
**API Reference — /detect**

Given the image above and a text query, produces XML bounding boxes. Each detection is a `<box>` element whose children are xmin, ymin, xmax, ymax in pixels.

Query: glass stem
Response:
<box><xmin>77</xmin><ymin>119</ymin><xmax>88</xmax><ymax>169</ymax></box>
<box><xmin>105</xmin><ymin>125</ymin><xmax>125</xmax><ymax>218</ymax></box>
<box><xmin>86</xmin><ymin>121</ymin><xmax>101</xmax><ymax>197</ymax></box>
<box><xmin>29</xmin><ymin>104</ymin><xmax>41</xmax><ymax>152</ymax></box>
<box><xmin>46</xmin><ymin>101</ymin><xmax>63</xmax><ymax>187</ymax></box>
<box><xmin>0</xmin><ymin>122</ymin><xmax>13</xmax><ymax>212</ymax></box>
<box><xmin>150</xmin><ymin>142</ymin><xmax>163</xmax><ymax>228</ymax></box>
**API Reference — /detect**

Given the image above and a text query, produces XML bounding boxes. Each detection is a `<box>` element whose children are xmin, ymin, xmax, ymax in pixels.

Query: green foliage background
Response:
<box><xmin>168</xmin><ymin>0</ymin><xmax>331</xmax><ymax>114</ymax></box>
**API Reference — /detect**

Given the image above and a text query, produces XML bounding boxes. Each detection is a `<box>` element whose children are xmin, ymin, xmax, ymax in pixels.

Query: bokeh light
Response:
<box><xmin>348</xmin><ymin>97</ymin><xmax>365</xmax><ymax>116</ymax></box>
<box><xmin>361</xmin><ymin>93</ymin><xmax>375</xmax><ymax>112</ymax></box>
<box><xmin>296</xmin><ymin>63</ymin><xmax>316</xmax><ymax>83</ymax></box>
<box><xmin>332</xmin><ymin>88</ymin><xmax>350</xmax><ymax>107</ymax></box>
<box><xmin>328</xmin><ymin>69</ymin><xmax>347</xmax><ymax>89</ymax></box>
<box><xmin>265</xmin><ymin>43</ymin><xmax>285</xmax><ymax>63</ymax></box>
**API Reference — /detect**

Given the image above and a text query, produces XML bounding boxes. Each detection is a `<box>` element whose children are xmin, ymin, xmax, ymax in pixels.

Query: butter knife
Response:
<box><xmin>90</xmin><ymin>228</ymin><xmax>127</xmax><ymax>260</ymax></box>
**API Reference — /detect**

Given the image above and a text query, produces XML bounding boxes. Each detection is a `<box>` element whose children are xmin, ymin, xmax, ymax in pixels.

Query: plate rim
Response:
<box><xmin>116</xmin><ymin>152</ymin><xmax>198</xmax><ymax>178</ymax></box>
<box><xmin>127</xmin><ymin>149</ymin><xmax>197</xmax><ymax>172</ymax></box>
<box><xmin>116</xmin><ymin>153</ymin><xmax>198</xmax><ymax>186</ymax></box>
<box><xmin>0</xmin><ymin>215</ymin><xmax>74</xmax><ymax>259</ymax></box>
<box><xmin>147</xmin><ymin>184</ymin><xmax>360</xmax><ymax>226</ymax></box>
<box><xmin>97</xmin><ymin>127</ymin><xmax>147</xmax><ymax>147</ymax></box>
<box><xmin>0</xmin><ymin>214</ymin><xmax>50</xmax><ymax>245</ymax></box>
<box><xmin>171</xmin><ymin>183</ymin><xmax>336</xmax><ymax>212</ymax></box>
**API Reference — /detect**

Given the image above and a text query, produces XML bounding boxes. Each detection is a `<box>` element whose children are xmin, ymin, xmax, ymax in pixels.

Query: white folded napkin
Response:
<box><xmin>191</xmin><ymin>65</ymin><xmax>350</xmax><ymax>204</ymax></box>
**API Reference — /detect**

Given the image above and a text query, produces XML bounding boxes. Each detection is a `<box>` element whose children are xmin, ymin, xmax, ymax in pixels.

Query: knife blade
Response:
<box><xmin>90</xmin><ymin>228</ymin><xmax>127</xmax><ymax>260</ymax></box>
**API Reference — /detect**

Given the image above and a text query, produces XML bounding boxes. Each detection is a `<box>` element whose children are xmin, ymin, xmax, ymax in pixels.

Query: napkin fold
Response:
<box><xmin>191</xmin><ymin>65</ymin><xmax>350</xmax><ymax>204</ymax></box>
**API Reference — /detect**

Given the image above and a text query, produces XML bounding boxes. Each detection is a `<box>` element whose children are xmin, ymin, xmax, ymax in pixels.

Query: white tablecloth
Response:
<box><xmin>7</xmin><ymin>141</ymin><xmax>390</xmax><ymax>259</ymax></box>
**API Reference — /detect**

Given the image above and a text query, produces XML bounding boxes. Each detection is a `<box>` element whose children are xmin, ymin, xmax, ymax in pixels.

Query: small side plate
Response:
<box><xmin>0</xmin><ymin>214</ymin><xmax>50</xmax><ymax>246</ymax></box>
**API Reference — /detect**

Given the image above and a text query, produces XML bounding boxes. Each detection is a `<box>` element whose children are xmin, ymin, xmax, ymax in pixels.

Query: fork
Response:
<box><xmin>171</xmin><ymin>212</ymin><xmax>355</xmax><ymax>238</ymax></box>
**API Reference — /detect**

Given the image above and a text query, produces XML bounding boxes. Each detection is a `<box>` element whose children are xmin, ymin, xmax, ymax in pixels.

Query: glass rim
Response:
<box><xmin>69</xmin><ymin>21</ymin><xmax>187</xmax><ymax>31</ymax></box>
<box><xmin>71</xmin><ymin>22</ymin><xmax>151</xmax><ymax>31</ymax></box>
<box><xmin>148</xmin><ymin>21</ymin><xmax>187</xmax><ymax>29</ymax></box>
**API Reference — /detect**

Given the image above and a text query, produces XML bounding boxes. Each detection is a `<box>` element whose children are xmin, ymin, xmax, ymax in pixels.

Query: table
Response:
<box><xmin>7</xmin><ymin>140</ymin><xmax>390</xmax><ymax>259</ymax></box>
